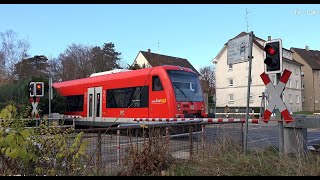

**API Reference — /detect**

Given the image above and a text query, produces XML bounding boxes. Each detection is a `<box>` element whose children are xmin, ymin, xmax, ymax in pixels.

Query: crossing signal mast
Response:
<box><xmin>29</xmin><ymin>82</ymin><xmax>35</xmax><ymax>97</ymax></box>
<box><xmin>28</xmin><ymin>81</ymin><xmax>44</xmax><ymax>117</ymax></box>
<box><xmin>29</xmin><ymin>82</ymin><xmax>44</xmax><ymax>97</ymax></box>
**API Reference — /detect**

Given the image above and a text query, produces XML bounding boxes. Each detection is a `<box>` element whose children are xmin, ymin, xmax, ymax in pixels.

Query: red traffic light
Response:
<box><xmin>35</xmin><ymin>82</ymin><xmax>44</xmax><ymax>97</ymax></box>
<box><xmin>263</xmin><ymin>39</ymin><xmax>282</xmax><ymax>74</ymax></box>
<box><xmin>264</xmin><ymin>45</ymin><xmax>277</xmax><ymax>56</ymax></box>
<box><xmin>36</xmin><ymin>84</ymin><xmax>42</xmax><ymax>89</ymax></box>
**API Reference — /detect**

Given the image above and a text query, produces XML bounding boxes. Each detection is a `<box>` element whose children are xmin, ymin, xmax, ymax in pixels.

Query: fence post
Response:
<box><xmin>97</xmin><ymin>130</ymin><xmax>102</xmax><ymax>168</ymax></box>
<box><xmin>201</xmin><ymin>124</ymin><xmax>205</xmax><ymax>156</ymax></box>
<box><xmin>189</xmin><ymin>123</ymin><xmax>193</xmax><ymax>158</ymax></box>
<box><xmin>117</xmin><ymin>128</ymin><xmax>121</xmax><ymax>165</ymax></box>
<box><xmin>241</xmin><ymin>123</ymin><xmax>244</xmax><ymax>150</ymax></box>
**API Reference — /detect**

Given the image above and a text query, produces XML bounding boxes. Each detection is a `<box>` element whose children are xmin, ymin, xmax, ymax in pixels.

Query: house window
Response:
<box><xmin>229</xmin><ymin>94</ymin><xmax>234</xmax><ymax>104</ymax></box>
<box><xmin>288</xmin><ymin>79</ymin><xmax>291</xmax><ymax>88</ymax></box>
<box><xmin>296</xmin><ymin>95</ymin><xmax>300</xmax><ymax>104</ymax></box>
<box><xmin>229</xmin><ymin>79</ymin><xmax>234</xmax><ymax>87</ymax></box>
<box><xmin>250</xmin><ymin>93</ymin><xmax>253</xmax><ymax>103</ymax></box>
<box><xmin>289</xmin><ymin>94</ymin><xmax>293</xmax><ymax>104</ymax></box>
<box><xmin>296</xmin><ymin>80</ymin><xmax>299</xmax><ymax>89</ymax></box>
<box><xmin>295</xmin><ymin>68</ymin><xmax>298</xmax><ymax>75</ymax></box>
<box><xmin>228</xmin><ymin>64</ymin><xmax>233</xmax><ymax>71</ymax></box>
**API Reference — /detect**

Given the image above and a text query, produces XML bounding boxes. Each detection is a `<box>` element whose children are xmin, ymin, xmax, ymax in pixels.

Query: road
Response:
<box><xmin>246</xmin><ymin>123</ymin><xmax>320</xmax><ymax>150</ymax></box>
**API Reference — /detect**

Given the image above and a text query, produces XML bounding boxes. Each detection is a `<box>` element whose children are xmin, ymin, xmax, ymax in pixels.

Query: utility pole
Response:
<box><xmin>49</xmin><ymin>75</ymin><xmax>52</xmax><ymax>118</ymax></box>
<box><xmin>245</xmin><ymin>8</ymin><xmax>250</xmax><ymax>33</ymax></box>
<box><xmin>244</xmin><ymin>31</ymin><xmax>254</xmax><ymax>153</ymax></box>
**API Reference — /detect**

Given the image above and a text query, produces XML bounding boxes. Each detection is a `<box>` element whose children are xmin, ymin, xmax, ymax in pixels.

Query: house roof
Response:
<box><xmin>140</xmin><ymin>51</ymin><xmax>200</xmax><ymax>75</ymax></box>
<box><xmin>213</xmin><ymin>32</ymin><xmax>298</xmax><ymax>65</ymax></box>
<box><xmin>291</xmin><ymin>48</ymin><xmax>320</xmax><ymax>70</ymax></box>
<box><xmin>283</xmin><ymin>57</ymin><xmax>304</xmax><ymax>67</ymax></box>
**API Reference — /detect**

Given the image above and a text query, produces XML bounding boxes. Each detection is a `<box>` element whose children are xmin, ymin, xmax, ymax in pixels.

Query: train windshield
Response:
<box><xmin>167</xmin><ymin>70</ymin><xmax>204</xmax><ymax>102</ymax></box>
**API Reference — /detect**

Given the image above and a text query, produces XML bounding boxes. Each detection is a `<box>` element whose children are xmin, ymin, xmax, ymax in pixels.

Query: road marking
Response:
<box><xmin>308</xmin><ymin>129</ymin><xmax>320</xmax><ymax>132</ymax></box>
<box><xmin>249</xmin><ymin>127</ymin><xmax>262</xmax><ymax>130</ymax></box>
<box><xmin>308</xmin><ymin>138</ymin><xmax>320</xmax><ymax>143</ymax></box>
<box><xmin>248</xmin><ymin>137</ymin><xmax>277</xmax><ymax>143</ymax></box>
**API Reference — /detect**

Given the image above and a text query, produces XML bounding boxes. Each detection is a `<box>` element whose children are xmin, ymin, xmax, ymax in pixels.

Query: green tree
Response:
<box><xmin>127</xmin><ymin>63</ymin><xmax>142</xmax><ymax>70</ymax></box>
<box><xmin>13</xmin><ymin>55</ymin><xmax>49</xmax><ymax>81</ymax></box>
<box><xmin>90</xmin><ymin>42</ymin><xmax>122</xmax><ymax>73</ymax></box>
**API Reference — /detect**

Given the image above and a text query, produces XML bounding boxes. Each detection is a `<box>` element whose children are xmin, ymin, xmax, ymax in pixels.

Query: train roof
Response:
<box><xmin>52</xmin><ymin>65</ymin><xmax>196</xmax><ymax>89</ymax></box>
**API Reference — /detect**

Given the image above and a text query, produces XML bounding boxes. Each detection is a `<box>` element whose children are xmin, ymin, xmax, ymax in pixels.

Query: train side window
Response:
<box><xmin>152</xmin><ymin>76</ymin><xmax>163</xmax><ymax>91</ymax></box>
<box><xmin>66</xmin><ymin>95</ymin><xmax>84</xmax><ymax>111</ymax></box>
<box><xmin>107</xmin><ymin>86</ymin><xmax>149</xmax><ymax>108</ymax></box>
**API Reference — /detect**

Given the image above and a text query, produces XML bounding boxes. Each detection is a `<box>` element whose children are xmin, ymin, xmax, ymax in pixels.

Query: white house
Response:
<box><xmin>212</xmin><ymin>32</ymin><xmax>303</xmax><ymax>112</ymax></box>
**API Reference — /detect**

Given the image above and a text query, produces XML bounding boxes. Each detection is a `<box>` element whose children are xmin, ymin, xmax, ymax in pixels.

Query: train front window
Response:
<box><xmin>167</xmin><ymin>70</ymin><xmax>203</xmax><ymax>102</ymax></box>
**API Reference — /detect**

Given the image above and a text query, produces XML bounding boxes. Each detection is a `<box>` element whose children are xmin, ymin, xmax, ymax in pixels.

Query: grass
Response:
<box><xmin>165</xmin><ymin>140</ymin><xmax>320</xmax><ymax>176</ymax></box>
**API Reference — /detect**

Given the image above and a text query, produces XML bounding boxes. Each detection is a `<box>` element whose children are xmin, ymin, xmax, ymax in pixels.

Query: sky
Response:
<box><xmin>0</xmin><ymin>4</ymin><xmax>320</xmax><ymax>71</ymax></box>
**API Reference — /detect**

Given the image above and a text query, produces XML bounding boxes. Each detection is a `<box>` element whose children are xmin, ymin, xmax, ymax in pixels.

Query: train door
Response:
<box><xmin>87</xmin><ymin>87</ymin><xmax>102</xmax><ymax>122</ymax></box>
<box><xmin>149</xmin><ymin>75</ymin><xmax>168</xmax><ymax>117</ymax></box>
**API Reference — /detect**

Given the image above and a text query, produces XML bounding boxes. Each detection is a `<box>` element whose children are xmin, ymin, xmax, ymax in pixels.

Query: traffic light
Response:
<box><xmin>29</xmin><ymin>82</ymin><xmax>35</xmax><ymax>97</ymax></box>
<box><xmin>263</xmin><ymin>39</ymin><xmax>282</xmax><ymax>74</ymax></box>
<box><xmin>35</xmin><ymin>82</ymin><xmax>44</xmax><ymax>97</ymax></box>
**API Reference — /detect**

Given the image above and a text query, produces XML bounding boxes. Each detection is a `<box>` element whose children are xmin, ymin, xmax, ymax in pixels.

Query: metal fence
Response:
<box><xmin>2</xmin><ymin>116</ymin><xmax>319</xmax><ymax>175</ymax></box>
<box><xmin>72</xmin><ymin>121</ymin><xmax>244</xmax><ymax>174</ymax></box>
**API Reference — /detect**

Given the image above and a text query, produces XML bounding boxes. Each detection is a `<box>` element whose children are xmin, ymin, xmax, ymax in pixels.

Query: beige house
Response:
<box><xmin>131</xmin><ymin>49</ymin><xmax>200</xmax><ymax>75</ymax></box>
<box><xmin>291</xmin><ymin>46</ymin><xmax>320</xmax><ymax>112</ymax></box>
<box><xmin>212</xmin><ymin>32</ymin><xmax>303</xmax><ymax>112</ymax></box>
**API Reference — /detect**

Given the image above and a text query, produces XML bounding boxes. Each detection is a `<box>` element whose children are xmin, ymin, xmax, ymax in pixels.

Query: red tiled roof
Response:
<box><xmin>140</xmin><ymin>51</ymin><xmax>200</xmax><ymax>75</ymax></box>
<box><xmin>291</xmin><ymin>48</ymin><xmax>320</xmax><ymax>69</ymax></box>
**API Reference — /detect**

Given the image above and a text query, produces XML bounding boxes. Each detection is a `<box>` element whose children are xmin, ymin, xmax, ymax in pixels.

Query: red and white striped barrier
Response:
<box><xmin>260</xmin><ymin>69</ymin><xmax>293</xmax><ymax>123</ymax></box>
<box><xmin>63</xmin><ymin>115</ymin><xmax>82</xmax><ymax>119</ymax></box>
<box><xmin>133</xmin><ymin>118</ymin><xmax>259</xmax><ymax>124</ymax></box>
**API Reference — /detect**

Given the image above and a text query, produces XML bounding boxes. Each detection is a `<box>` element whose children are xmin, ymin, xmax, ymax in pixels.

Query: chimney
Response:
<box><xmin>268</xmin><ymin>36</ymin><xmax>271</xmax><ymax>41</ymax></box>
<box><xmin>148</xmin><ymin>49</ymin><xmax>151</xmax><ymax>53</ymax></box>
<box><xmin>305</xmin><ymin>45</ymin><xmax>309</xmax><ymax>51</ymax></box>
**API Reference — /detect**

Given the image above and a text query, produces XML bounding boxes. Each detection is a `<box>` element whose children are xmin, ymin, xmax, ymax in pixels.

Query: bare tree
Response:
<box><xmin>47</xmin><ymin>57</ymin><xmax>63</xmax><ymax>82</ymax></box>
<box><xmin>58</xmin><ymin>42</ymin><xmax>123</xmax><ymax>81</ymax></box>
<box><xmin>0</xmin><ymin>30</ymin><xmax>30</xmax><ymax>80</ymax></box>
<box><xmin>58</xmin><ymin>43</ymin><xmax>93</xmax><ymax>81</ymax></box>
<box><xmin>199</xmin><ymin>65</ymin><xmax>216</xmax><ymax>96</ymax></box>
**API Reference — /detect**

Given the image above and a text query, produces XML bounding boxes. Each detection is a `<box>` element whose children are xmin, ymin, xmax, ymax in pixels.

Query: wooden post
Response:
<box><xmin>189</xmin><ymin>123</ymin><xmax>193</xmax><ymax>158</ymax></box>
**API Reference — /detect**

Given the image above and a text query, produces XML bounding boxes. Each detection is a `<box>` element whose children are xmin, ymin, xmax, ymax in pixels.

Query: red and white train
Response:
<box><xmin>52</xmin><ymin>65</ymin><xmax>207</xmax><ymax>126</ymax></box>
